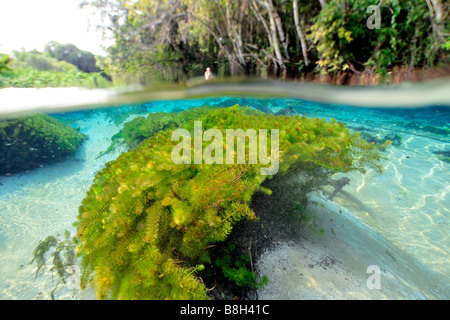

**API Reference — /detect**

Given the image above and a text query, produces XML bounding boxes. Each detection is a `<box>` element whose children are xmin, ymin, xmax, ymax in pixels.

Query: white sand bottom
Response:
<box><xmin>256</xmin><ymin>240</ymin><xmax>383</xmax><ymax>300</ymax></box>
<box><xmin>256</xmin><ymin>192</ymin><xmax>448</xmax><ymax>300</ymax></box>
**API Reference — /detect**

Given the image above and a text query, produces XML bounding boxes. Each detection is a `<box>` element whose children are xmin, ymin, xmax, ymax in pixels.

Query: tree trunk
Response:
<box><xmin>225</xmin><ymin>2</ymin><xmax>246</xmax><ymax>67</ymax></box>
<box><xmin>249</xmin><ymin>0</ymin><xmax>278</xmax><ymax>67</ymax></box>
<box><xmin>293</xmin><ymin>0</ymin><xmax>309</xmax><ymax>67</ymax></box>
<box><xmin>430</xmin><ymin>0</ymin><xmax>443</xmax><ymax>21</ymax></box>
<box><xmin>266</xmin><ymin>0</ymin><xmax>289</xmax><ymax>60</ymax></box>
<box><xmin>319</xmin><ymin>0</ymin><xmax>326</xmax><ymax>9</ymax></box>
<box><xmin>249</xmin><ymin>0</ymin><xmax>273</xmax><ymax>49</ymax></box>
<box><xmin>428</xmin><ymin>0</ymin><xmax>445</xmax><ymax>42</ymax></box>
<box><xmin>199</xmin><ymin>16</ymin><xmax>240</xmax><ymax>75</ymax></box>
<box><xmin>264</xmin><ymin>0</ymin><xmax>286</xmax><ymax>70</ymax></box>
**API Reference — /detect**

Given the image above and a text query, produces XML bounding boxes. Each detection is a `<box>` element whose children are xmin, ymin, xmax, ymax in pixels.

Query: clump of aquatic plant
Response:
<box><xmin>97</xmin><ymin>106</ymin><xmax>215</xmax><ymax>158</ymax></box>
<box><xmin>30</xmin><ymin>236</ymin><xmax>58</xmax><ymax>277</ymax></box>
<box><xmin>358</xmin><ymin>131</ymin><xmax>402</xmax><ymax>151</ymax></box>
<box><xmin>0</xmin><ymin>114</ymin><xmax>87</xmax><ymax>174</ymax></box>
<box><xmin>433</xmin><ymin>151</ymin><xmax>450</xmax><ymax>164</ymax></box>
<box><xmin>75</xmin><ymin>105</ymin><xmax>383</xmax><ymax>300</ymax></box>
<box><xmin>298</xmin><ymin>212</ymin><xmax>326</xmax><ymax>236</ymax></box>
<box><xmin>405</xmin><ymin>121</ymin><xmax>450</xmax><ymax>137</ymax></box>
<box><xmin>30</xmin><ymin>231</ymin><xmax>79</xmax><ymax>299</ymax></box>
<box><xmin>122</xmin><ymin>106</ymin><xmax>216</xmax><ymax>148</ymax></box>
<box><xmin>106</xmin><ymin>104</ymin><xmax>149</xmax><ymax>126</ymax></box>
<box><xmin>214</xmin><ymin>242</ymin><xmax>268</xmax><ymax>290</ymax></box>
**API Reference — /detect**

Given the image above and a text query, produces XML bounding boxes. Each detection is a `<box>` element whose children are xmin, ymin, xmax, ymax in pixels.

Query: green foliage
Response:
<box><xmin>122</xmin><ymin>106</ymin><xmax>216</xmax><ymax>149</ymax></box>
<box><xmin>299</xmin><ymin>213</ymin><xmax>326</xmax><ymax>236</ymax></box>
<box><xmin>75</xmin><ymin>105</ymin><xmax>383</xmax><ymax>300</ymax></box>
<box><xmin>357</xmin><ymin>131</ymin><xmax>400</xmax><ymax>150</ymax></box>
<box><xmin>84</xmin><ymin>0</ymin><xmax>447</xmax><ymax>83</ymax></box>
<box><xmin>30</xmin><ymin>236</ymin><xmax>58</xmax><ymax>277</ymax></box>
<box><xmin>45</xmin><ymin>41</ymin><xmax>101</xmax><ymax>73</ymax></box>
<box><xmin>0</xmin><ymin>53</ymin><xmax>12</xmax><ymax>75</ymax></box>
<box><xmin>10</xmin><ymin>49</ymin><xmax>79</xmax><ymax>73</ymax></box>
<box><xmin>287</xmin><ymin>201</ymin><xmax>305</xmax><ymax>223</ymax></box>
<box><xmin>0</xmin><ymin>114</ymin><xmax>87</xmax><ymax>174</ymax></box>
<box><xmin>0</xmin><ymin>68</ymin><xmax>110</xmax><ymax>88</ymax></box>
<box><xmin>214</xmin><ymin>242</ymin><xmax>268</xmax><ymax>289</ymax></box>
<box><xmin>0</xmin><ymin>54</ymin><xmax>13</xmax><ymax>87</ymax></box>
<box><xmin>309</xmin><ymin>0</ymin><xmax>358</xmax><ymax>73</ymax></box>
<box><xmin>0</xmin><ymin>49</ymin><xmax>111</xmax><ymax>88</ymax></box>
<box><xmin>90</xmin><ymin>0</ymin><xmax>211</xmax><ymax>84</ymax></box>
<box><xmin>97</xmin><ymin>106</ymin><xmax>215</xmax><ymax>158</ymax></box>
<box><xmin>432</xmin><ymin>151</ymin><xmax>450</xmax><ymax>164</ymax></box>
<box><xmin>310</xmin><ymin>0</ymin><xmax>446</xmax><ymax>74</ymax></box>
<box><xmin>30</xmin><ymin>231</ymin><xmax>79</xmax><ymax>299</ymax></box>
<box><xmin>443</xmin><ymin>38</ymin><xmax>450</xmax><ymax>51</ymax></box>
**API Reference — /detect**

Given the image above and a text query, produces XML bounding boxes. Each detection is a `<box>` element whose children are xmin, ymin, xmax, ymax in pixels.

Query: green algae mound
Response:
<box><xmin>97</xmin><ymin>106</ymin><xmax>215</xmax><ymax>158</ymax></box>
<box><xmin>0</xmin><ymin>114</ymin><xmax>87</xmax><ymax>175</ymax></box>
<box><xmin>76</xmin><ymin>106</ymin><xmax>383</xmax><ymax>300</ymax></box>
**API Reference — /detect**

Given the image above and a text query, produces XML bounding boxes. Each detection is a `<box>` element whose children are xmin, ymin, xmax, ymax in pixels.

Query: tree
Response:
<box><xmin>293</xmin><ymin>0</ymin><xmax>309</xmax><ymax>67</ymax></box>
<box><xmin>82</xmin><ymin>0</ymin><xmax>449</xmax><ymax>83</ymax></box>
<box><xmin>45</xmin><ymin>41</ymin><xmax>101</xmax><ymax>73</ymax></box>
<box><xmin>309</xmin><ymin>0</ymin><xmax>447</xmax><ymax>75</ymax></box>
<box><xmin>0</xmin><ymin>53</ymin><xmax>11</xmax><ymax>75</ymax></box>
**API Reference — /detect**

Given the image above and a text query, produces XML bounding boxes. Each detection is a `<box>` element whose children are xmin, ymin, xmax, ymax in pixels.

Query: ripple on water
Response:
<box><xmin>332</xmin><ymin>132</ymin><xmax>449</xmax><ymax>280</ymax></box>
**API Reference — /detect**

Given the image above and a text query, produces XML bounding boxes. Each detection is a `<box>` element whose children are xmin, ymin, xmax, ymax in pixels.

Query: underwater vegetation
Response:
<box><xmin>53</xmin><ymin>104</ymin><xmax>150</xmax><ymax>134</ymax></box>
<box><xmin>213</xmin><ymin>242</ymin><xmax>269</xmax><ymax>290</ymax></box>
<box><xmin>405</xmin><ymin>122</ymin><xmax>450</xmax><ymax>137</ymax></box>
<box><xmin>358</xmin><ymin>131</ymin><xmax>400</xmax><ymax>151</ymax></box>
<box><xmin>0</xmin><ymin>114</ymin><xmax>87</xmax><ymax>175</ymax></box>
<box><xmin>30</xmin><ymin>231</ymin><xmax>78</xmax><ymax>300</ymax></box>
<box><xmin>106</xmin><ymin>104</ymin><xmax>149</xmax><ymax>126</ymax></box>
<box><xmin>75</xmin><ymin>105</ymin><xmax>383</xmax><ymax>300</ymax></box>
<box><xmin>432</xmin><ymin>151</ymin><xmax>450</xmax><ymax>163</ymax></box>
<box><xmin>97</xmin><ymin>106</ymin><xmax>216</xmax><ymax>158</ymax></box>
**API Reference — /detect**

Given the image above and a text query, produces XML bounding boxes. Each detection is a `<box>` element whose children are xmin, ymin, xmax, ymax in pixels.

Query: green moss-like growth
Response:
<box><xmin>75</xmin><ymin>106</ymin><xmax>383</xmax><ymax>300</ymax></box>
<box><xmin>122</xmin><ymin>107</ymin><xmax>216</xmax><ymax>149</ymax></box>
<box><xmin>30</xmin><ymin>230</ymin><xmax>79</xmax><ymax>299</ymax></box>
<box><xmin>30</xmin><ymin>236</ymin><xmax>58</xmax><ymax>277</ymax></box>
<box><xmin>358</xmin><ymin>132</ymin><xmax>400</xmax><ymax>151</ymax></box>
<box><xmin>97</xmin><ymin>107</ymin><xmax>215</xmax><ymax>159</ymax></box>
<box><xmin>433</xmin><ymin>151</ymin><xmax>450</xmax><ymax>164</ymax></box>
<box><xmin>0</xmin><ymin>114</ymin><xmax>87</xmax><ymax>175</ymax></box>
<box><xmin>214</xmin><ymin>242</ymin><xmax>268</xmax><ymax>289</ymax></box>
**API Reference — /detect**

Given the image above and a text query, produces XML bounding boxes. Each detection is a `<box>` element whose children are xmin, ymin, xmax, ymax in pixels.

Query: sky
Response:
<box><xmin>0</xmin><ymin>0</ymin><xmax>113</xmax><ymax>56</ymax></box>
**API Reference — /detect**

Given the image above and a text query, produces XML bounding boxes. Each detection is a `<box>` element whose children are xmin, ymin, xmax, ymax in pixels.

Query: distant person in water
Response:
<box><xmin>205</xmin><ymin>67</ymin><xmax>214</xmax><ymax>81</ymax></box>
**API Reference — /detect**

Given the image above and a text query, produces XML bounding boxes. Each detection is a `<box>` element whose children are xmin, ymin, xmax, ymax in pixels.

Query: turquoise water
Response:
<box><xmin>0</xmin><ymin>93</ymin><xmax>448</xmax><ymax>300</ymax></box>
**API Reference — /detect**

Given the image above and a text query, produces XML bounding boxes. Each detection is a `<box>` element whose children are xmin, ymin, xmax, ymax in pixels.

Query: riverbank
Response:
<box><xmin>292</xmin><ymin>66</ymin><xmax>450</xmax><ymax>86</ymax></box>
